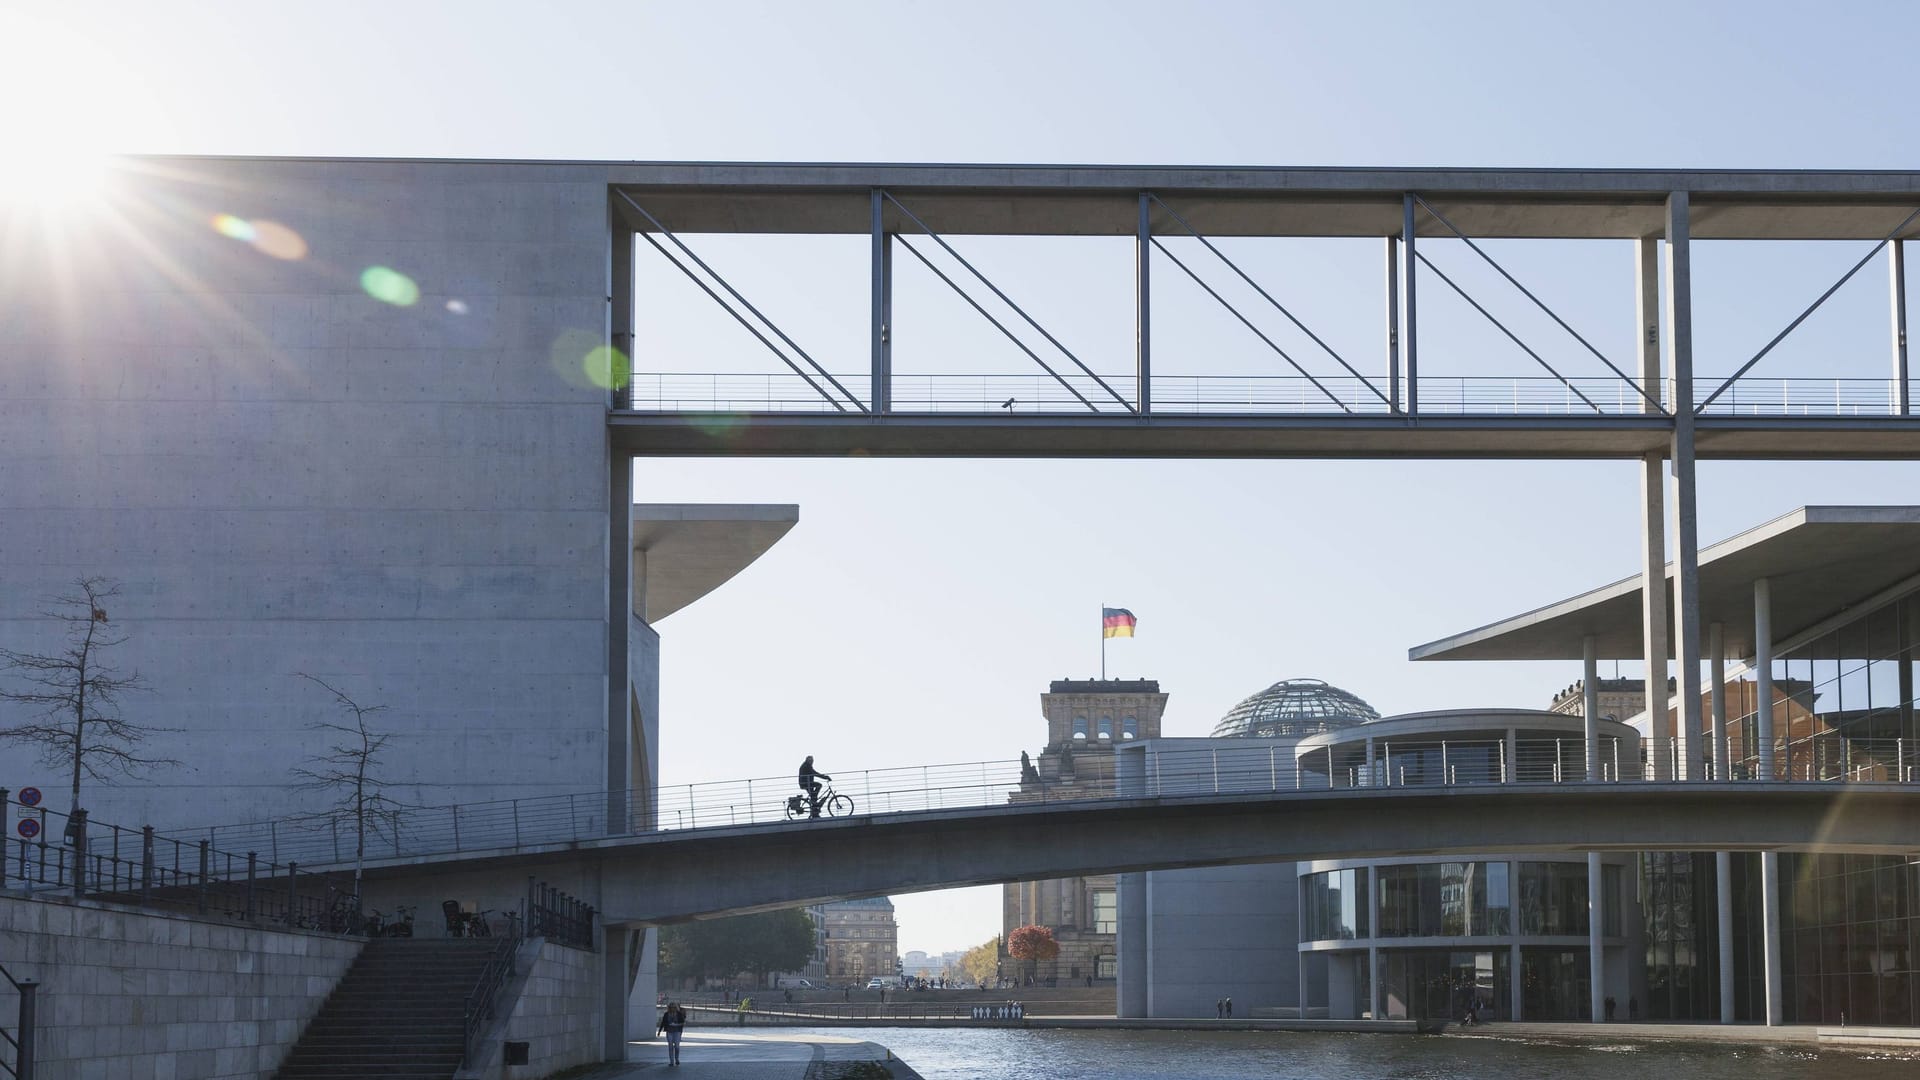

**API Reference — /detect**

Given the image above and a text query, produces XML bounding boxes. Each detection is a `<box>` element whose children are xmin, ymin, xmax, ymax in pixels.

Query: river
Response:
<box><xmin>777</xmin><ymin>1026</ymin><xmax>1920</xmax><ymax>1079</ymax></box>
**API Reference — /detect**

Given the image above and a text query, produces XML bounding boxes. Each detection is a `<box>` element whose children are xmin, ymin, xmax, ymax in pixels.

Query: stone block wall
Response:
<box><xmin>494</xmin><ymin>939</ymin><xmax>603</xmax><ymax>1080</ymax></box>
<box><xmin>0</xmin><ymin>894</ymin><xmax>363</xmax><ymax>1080</ymax></box>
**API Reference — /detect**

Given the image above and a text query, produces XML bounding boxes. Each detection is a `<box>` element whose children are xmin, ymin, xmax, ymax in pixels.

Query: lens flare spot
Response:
<box><xmin>583</xmin><ymin>346</ymin><xmax>632</xmax><ymax>390</ymax></box>
<box><xmin>211</xmin><ymin>214</ymin><xmax>255</xmax><ymax>242</ymax></box>
<box><xmin>248</xmin><ymin>220</ymin><xmax>307</xmax><ymax>260</ymax></box>
<box><xmin>445</xmin><ymin>299</ymin><xmax>469</xmax><ymax>315</ymax></box>
<box><xmin>360</xmin><ymin>266</ymin><xmax>420</xmax><ymax>307</ymax></box>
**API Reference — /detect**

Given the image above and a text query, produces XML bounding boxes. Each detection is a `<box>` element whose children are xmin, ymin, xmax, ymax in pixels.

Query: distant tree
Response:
<box><xmin>288</xmin><ymin>673</ymin><xmax>404</xmax><ymax>899</ymax></box>
<box><xmin>658</xmin><ymin>908</ymin><xmax>817</xmax><ymax>985</ymax></box>
<box><xmin>1006</xmin><ymin>924</ymin><xmax>1059</xmax><ymax>982</ymax></box>
<box><xmin>0</xmin><ymin>577</ymin><xmax>175</xmax><ymax>811</ymax></box>
<box><xmin>960</xmin><ymin>935</ymin><xmax>1001</xmax><ymax>987</ymax></box>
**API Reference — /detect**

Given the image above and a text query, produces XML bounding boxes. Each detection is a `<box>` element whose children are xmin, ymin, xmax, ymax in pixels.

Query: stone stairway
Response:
<box><xmin>274</xmin><ymin>938</ymin><xmax>511</xmax><ymax>1080</ymax></box>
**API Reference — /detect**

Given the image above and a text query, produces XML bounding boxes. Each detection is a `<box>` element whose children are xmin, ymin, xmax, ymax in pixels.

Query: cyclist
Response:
<box><xmin>798</xmin><ymin>755</ymin><xmax>832</xmax><ymax>818</ymax></box>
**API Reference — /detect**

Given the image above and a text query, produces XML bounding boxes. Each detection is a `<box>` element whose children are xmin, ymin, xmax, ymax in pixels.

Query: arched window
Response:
<box><xmin>1097</xmin><ymin>716</ymin><xmax>1113</xmax><ymax>740</ymax></box>
<box><xmin>1072</xmin><ymin>715</ymin><xmax>1088</xmax><ymax>740</ymax></box>
<box><xmin>1122</xmin><ymin>715</ymin><xmax>1138</xmax><ymax>739</ymax></box>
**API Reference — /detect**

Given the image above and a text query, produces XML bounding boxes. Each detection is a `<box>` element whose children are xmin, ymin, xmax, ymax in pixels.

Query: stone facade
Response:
<box><xmin>821</xmin><ymin>898</ymin><xmax>896</xmax><ymax>983</ymax></box>
<box><xmin>0</xmin><ymin>894</ymin><xmax>363</xmax><ymax>1080</ymax></box>
<box><xmin>1003</xmin><ymin>679</ymin><xmax>1166</xmax><ymax>984</ymax></box>
<box><xmin>493</xmin><ymin>939</ymin><xmax>604</xmax><ymax>1080</ymax></box>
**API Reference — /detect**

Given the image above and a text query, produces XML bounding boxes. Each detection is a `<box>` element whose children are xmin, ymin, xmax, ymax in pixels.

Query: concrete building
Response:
<box><xmin>1003</xmin><ymin>679</ymin><xmax>1167</xmax><ymax>984</ymax></box>
<box><xmin>821</xmin><ymin>897</ymin><xmax>898</xmax><ymax>983</ymax></box>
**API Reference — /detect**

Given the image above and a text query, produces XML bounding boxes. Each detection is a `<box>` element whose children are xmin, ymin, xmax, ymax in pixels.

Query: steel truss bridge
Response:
<box><xmin>606</xmin><ymin>164</ymin><xmax>1920</xmax><ymax>460</ymax></box>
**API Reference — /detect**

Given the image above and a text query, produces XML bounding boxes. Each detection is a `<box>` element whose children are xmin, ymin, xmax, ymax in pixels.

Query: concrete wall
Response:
<box><xmin>0</xmin><ymin>157</ymin><xmax>616</xmax><ymax>832</ymax></box>
<box><xmin>495</xmin><ymin>939</ymin><xmax>604</xmax><ymax>1080</ymax></box>
<box><xmin>0</xmin><ymin>894</ymin><xmax>362</xmax><ymax>1080</ymax></box>
<box><xmin>1140</xmin><ymin>863</ymin><xmax>1297</xmax><ymax>1018</ymax></box>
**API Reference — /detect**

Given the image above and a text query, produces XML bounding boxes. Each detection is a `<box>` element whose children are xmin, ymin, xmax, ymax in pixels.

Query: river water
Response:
<box><xmin>779</xmin><ymin>1026</ymin><xmax>1920</xmax><ymax>1080</ymax></box>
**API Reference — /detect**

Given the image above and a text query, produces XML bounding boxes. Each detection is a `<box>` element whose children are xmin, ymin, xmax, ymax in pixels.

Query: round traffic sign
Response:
<box><xmin>17</xmin><ymin>786</ymin><xmax>42</xmax><ymax>807</ymax></box>
<box><xmin>16</xmin><ymin>819</ymin><xmax>40</xmax><ymax>840</ymax></box>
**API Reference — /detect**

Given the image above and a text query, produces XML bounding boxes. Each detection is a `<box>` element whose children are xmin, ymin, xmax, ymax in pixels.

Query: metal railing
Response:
<box><xmin>619</xmin><ymin>372</ymin><xmax>1919</xmax><ymax>418</ymax></box>
<box><xmin>527</xmin><ymin>877</ymin><xmax>595</xmax><ymax>952</ymax></box>
<box><xmin>183</xmin><ymin>735</ymin><xmax>1919</xmax><ymax>872</ymax></box>
<box><xmin>461</xmin><ymin>935</ymin><xmax>521</xmax><ymax>1070</ymax></box>
<box><xmin>1</xmin><ymin>793</ymin><xmax>367</xmax><ymax>936</ymax></box>
<box><xmin>682</xmin><ymin>999</ymin><xmax>1028</xmax><ymax>1024</ymax></box>
<box><xmin>0</xmin><ymin>962</ymin><xmax>33</xmax><ymax>1080</ymax></box>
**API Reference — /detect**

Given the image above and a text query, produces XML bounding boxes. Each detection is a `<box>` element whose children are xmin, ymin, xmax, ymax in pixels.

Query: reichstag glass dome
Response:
<box><xmin>1210</xmin><ymin>678</ymin><xmax>1380</xmax><ymax>738</ymax></box>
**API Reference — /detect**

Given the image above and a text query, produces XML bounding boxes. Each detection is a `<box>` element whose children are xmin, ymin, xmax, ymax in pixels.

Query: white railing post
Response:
<box><xmin>1326</xmin><ymin>745</ymin><xmax>1335</xmax><ymax>789</ymax></box>
<box><xmin>1211</xmin><ymin>748</ymin><xmax>1219</xmax><ymax>794</ymax></box>
<box><xmin>1554</xmin><ymin>739</ymin><xmax>1563</xmax><ymax>784</ymax></box>
<box><xmin>1269</xmin><ymin>746</ymin><xmax>1277</xmax><ymax>791</ymax></box>
<box><xmin>1441</xmin><ymin>741</ymin><xmax>1449</xmax><ymax>785</ymax></box>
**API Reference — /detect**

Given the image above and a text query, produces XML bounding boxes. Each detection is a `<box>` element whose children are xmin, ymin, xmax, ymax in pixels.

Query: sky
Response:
<box><xmin>9</xmin><ymin>0</ymin><xmax>1920</xmax><ymax>956</ymax></box>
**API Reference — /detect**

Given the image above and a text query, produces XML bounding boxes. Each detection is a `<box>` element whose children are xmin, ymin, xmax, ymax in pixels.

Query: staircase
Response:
<box><xmin>275</xmin><ymin>938</ymin><xmax>511</xmax><ymax>1080</ymax></box>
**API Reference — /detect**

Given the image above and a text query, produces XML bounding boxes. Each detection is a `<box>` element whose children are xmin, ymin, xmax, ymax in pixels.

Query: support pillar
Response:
<box><xmin>626</xmin><ymin>926</ymin><xmax>659</xmax><ymax>1044</ymax></box>
<box><xmin>1641</xmin><ymin>452</ymin><xmax>1671</xmax><ymax>777</ymax></box>
<box><xmin>1666</xmin><ymin>191</ymin><xmax>1704</xmax><ymax>782</ymax></box>
<box><xmin>1760</xmin><ymin>850</ymin><xmax>1784</xmax><ymax>1025</ymax></box>
<box><xmin>1583</xmin><ymin>636</ymin><xmax>1600</xmax><ymax>780</ymax></box>
<box><xmin>1117</xmin><ymin>871</ymin><xmax>1148</xmax><ymax>1017</ymax></box>
<box><xmin>1137</xmin><ymin>193</ymin><xmax>1151</xmax><ymax>414</ymax></box>
<box><xmin>1755</xmin><ymin>578</ymin><xmax>1776</xmax><ymax>780</ymax></box>
<box><xmin>1893</xmin><ymin>238</ymin><xmax>1909</xmax><ymax>415</ymax></box>
<box><xmin>1588</xmin><ymin>851</ymin><xmax>1605</xmax><ymax>1023</ymax></box>
<box><xmin>1385</xmin><ymin>236</ymin><xmax>1401</xmax><ymax>413</ymax></box>
<box><xmin>605</xmin><ymin>926</ymin><xmax>633</xmax><ymax>1059</ymax></box>
<box><xmin>871</xmin><ymin>190</ymin><xmax>892</xmax><ymax>413</ymax></box>
<box><xmin>1509</xmin><ymin>863</ymin><xmax>1523</xmax><ymax>1020</ymax></box>
<box><xmin>606</xmin><ymin>450</ymin><xmax>632</xmax><ymax>831</ymax></box>
<box><xmin>1298</xmin><ymin>952</ymin><xmax>1311</xmax><ymax>1021</ymax></box>
<box><xmin>1402</xmin><ymin>194</ymin><xmax>1419</xmax><ymax>417</ymax></box>
<box><xmin>1709</xmin><ymin>621</ymin><xmax>1727</xmax><ymax>779</ymax></box>
<box><xmin>1716</xmin><ymin>851</ymin><xmax>1735</xmax><ymax>1023</ymax></box>
<box><xmin>1367</xmin><ymin>865</ymin><xmax>1382</xmax><ymax>1019</ymax></box>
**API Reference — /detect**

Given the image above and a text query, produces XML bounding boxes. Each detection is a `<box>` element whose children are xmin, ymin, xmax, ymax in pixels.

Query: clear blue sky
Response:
<box><xmin>13</xmin><ymin>0</ymin><xmax>1920</xmax><ymax>955</ymax></box>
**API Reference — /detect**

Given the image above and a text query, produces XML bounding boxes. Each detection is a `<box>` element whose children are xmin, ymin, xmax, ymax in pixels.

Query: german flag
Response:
<box><xmin>1102</xmin><ymin>607</ymin><xmax>1138</xmax><ymax>639</ymax></box>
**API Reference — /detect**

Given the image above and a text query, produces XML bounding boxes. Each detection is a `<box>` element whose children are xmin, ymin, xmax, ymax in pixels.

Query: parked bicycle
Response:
<box><xmin>785</xmin><ymin>785</ymin><xmax>854</xmax><ymax>820</ymax></box>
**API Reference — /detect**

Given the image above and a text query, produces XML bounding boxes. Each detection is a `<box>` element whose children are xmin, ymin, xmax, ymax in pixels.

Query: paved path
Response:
<box><xmin>591</xmin><ymin>1031</ymin><xmax>915</xmax><ymax>1078</ymax></box>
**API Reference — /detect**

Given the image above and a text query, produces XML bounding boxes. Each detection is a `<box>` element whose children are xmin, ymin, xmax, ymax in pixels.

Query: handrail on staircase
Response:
<box><xmin>460</xmin><ymin>910</ymin><xmax>525</xmax><ymax>1070</ymax></box>
<box><xmin>0</xmin><ymin>961</ymin><xmax>36</xmax><ymax>1080</ymax></box>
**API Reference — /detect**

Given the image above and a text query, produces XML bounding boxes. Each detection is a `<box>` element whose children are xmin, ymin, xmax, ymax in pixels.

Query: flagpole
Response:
<box><xmin>1100</xmin><ymin>602</ymin><xmax>1106</xmax><ymax>681</ymax></box>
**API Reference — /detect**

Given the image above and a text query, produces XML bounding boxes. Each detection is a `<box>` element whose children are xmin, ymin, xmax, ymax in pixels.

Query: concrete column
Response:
<box><xmin>871</xmin><ymin>189</ymin><xmax>892</xmax><ymax>413</ymax></box>
<box><xmin>1760</xmin><ymin>850</ymin><xmax>1783</xmax><ymax>1024</ymax></box>
<box><xmin>1136</xmin><ymin>193</ymin><xmax>1151</xmax><ymax>414</ymax></box>
<box><xmin>1641</xmin><ymin>453</ymin><xmax>1671</xmax><ymax>776</ymax></box>
<box><xmin>1367</xmin><ymin>864</ymin><xmax>1382</xmax><ymax>1019</ymax></box>
<box><xmin>1755</xmin><ymin>578</ymin><xmax>1776</xmax><ymax>780</ymax></box>
<box><xmin>1666</xmin><ymin>191</ymin><xmax>1704</xmax><ymax>783</ymax></box>
<box><xmin>605</xmin><ymin>926</ymin><xmax>633</xmax><ymax>1059</ymax></box>
<box><xmin>1298</xmin><ymin>951</ymin><xmax>1311</xmax><ymax>1020</ymax></box>
<box><xmin>1509</xmin><ymin>862</ymin><xmax>1523</xmax><ymax>1020</ymax></box>
<box><xmin>1716</xmin><ymin>851</ymin><xmax>1736</xmax><ymax>1023</ymax></box>
<box><xmin>607</xmin><ymin>450</ymin><xmax>633</xmax><ymax>828</ymax></box>
<box><xmin>1636</xmin><ymin>237</ymin><xmax>1663</xmax><ymax>414</ymax></box>
<box><xmin>1899</xmin><ymin>602</ymin><xmax>1914</xmax><ymax>750</ymax></box>
<box><xmin>1402</xmin><ymin>194</ymin><xmax>1419</xmax><ymax>417</ymax></box>
<box><xmin>1583</xmin><ymin>637</ymin><xmax>1600</xmax><ymax>780</ymax></box>
<box><xmin>1709</xmin><ymin>622</ymin><xmax>1728</xmax><ymax>780</ymax></box>
<box><xmin>1117</xmin><ymin>871</ymin><xmax>1148</xmax><ymax>1017</ymax></box>
<box><xmin>1588</xmin><ymin>851</ymin><xmax>1605</xmax><ymax>1022</ymax></box>
<box><xmin>1893</xmin><ymin>238</ymin><xmax>1909</xmax><ymax>416</ymax></box>
<box><xmin>1385</xmin><ymin>236</ymin><xmax>1401</xmax><ymax>413</ymax></box>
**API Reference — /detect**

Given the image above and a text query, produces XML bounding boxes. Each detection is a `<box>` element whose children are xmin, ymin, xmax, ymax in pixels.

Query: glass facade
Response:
<box><xmin>1378</xmin><ymin>949</ymin><xmax>1508</xmax><ymax>1021</ymax></box>
<box><xmin>1780</xmin><ymin>853</ymin><xmax>1920</xmax><ymax>1026</ymax></box>
<box><xmin>1375</xmin><ymin>862</ymin><xmax>1511</xmax><ymax>937</ymax></box>
<box><xmin>1520</xmin><ymin>947</ymin><xmax>1591</xmax><ymax>1020</ymax></box>
<box><xmin>1642</xmin><ymin>852</ymin><xmax>1720</xmax><ymax>1020</ymax></box>
<box><xmin>1517</xmin><ymin>862</ymin><xmax>1589</xmax><ymax>935</ymax></box>
<box><xmin>1304</xmin><ymin>868</ymin><xmax>1368</xmax><ymax>940</ymax></box>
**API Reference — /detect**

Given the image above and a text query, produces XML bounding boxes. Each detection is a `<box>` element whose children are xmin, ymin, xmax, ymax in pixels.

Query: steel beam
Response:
<box><xmin>1667</xmin><ymin>192</ymin><xmax>1704</xmax><ymax>782</ymax></box>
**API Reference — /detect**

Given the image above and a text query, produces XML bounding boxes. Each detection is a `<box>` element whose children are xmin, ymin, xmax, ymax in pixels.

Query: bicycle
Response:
<box><xmin>785</xmin><ymin>785</ymin><xmax>854</xmax><ymax>821</ymax></box>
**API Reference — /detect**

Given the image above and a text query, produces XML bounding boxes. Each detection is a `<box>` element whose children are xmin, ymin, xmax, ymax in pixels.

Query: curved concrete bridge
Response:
<box><xmin>357</xmin><ymin>781</ymin><xmax>1920</xmax><ymax>925</ymax></box>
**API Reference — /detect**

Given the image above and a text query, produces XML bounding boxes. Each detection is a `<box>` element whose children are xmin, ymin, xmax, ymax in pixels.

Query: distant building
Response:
<box><xmin>822</xmin><ymin>898</ymin><xmax>898</xmax><ymax>982</ymax></box>
<box><xmin>1004</xmin><ymin>678</ymin><xmax>1168</xmax><ymax>984</ymax></box>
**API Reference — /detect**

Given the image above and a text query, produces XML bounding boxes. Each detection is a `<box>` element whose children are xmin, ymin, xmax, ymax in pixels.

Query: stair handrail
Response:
<box><xmin>460</xmin><ymin>922</ymin><xmax>523</xmax><ymax>1069</ymax></box>
<box><xmin>0</xmin><ymin>961</ymin><xmax>36</xmax><ymax>1080</ymax></box>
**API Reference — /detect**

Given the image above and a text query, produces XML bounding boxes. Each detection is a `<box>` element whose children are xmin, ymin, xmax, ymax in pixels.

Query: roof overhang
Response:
<box><xmin>1411</xmin><ymin>506</ymin><xmax>1920</xmax><ymax>662</ymax></box>
<box><xmin>632</xmin><ymin>504</ymin><xmax>799</xmax><ymax>623</ymax></box>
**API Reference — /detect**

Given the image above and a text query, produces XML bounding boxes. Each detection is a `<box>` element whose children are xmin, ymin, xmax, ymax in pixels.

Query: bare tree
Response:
<box><xmin>0</xmin><ymin>576</ymin><xmax>175</xmax><ymax>811</ymax></box>
<box><xmin>289</xmin><ymin>672</ymin><xmax>404</xmax><ymax>899</ymax></box>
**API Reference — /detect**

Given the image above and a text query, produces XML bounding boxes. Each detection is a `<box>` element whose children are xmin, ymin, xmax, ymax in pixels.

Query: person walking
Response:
<box><xmin>1225</xmin><ymin>996</ymin><xmax>1233</xmax><ymax>1018</ymax></box>
<box><xmin>657</xmin><ymin>1001</ymin><xmax>687</xmax><ymax>1066</ymax></box>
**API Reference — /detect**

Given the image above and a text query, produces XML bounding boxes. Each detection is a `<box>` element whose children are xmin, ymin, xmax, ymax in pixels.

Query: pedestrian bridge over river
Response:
<box><xmin>190</xmin><ymin>741</ymin><xmax>1920</xmax><ymax>926</ymax></box>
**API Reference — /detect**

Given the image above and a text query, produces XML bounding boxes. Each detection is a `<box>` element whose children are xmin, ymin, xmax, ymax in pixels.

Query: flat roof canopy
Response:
<box><xmin>632</xmin><ymin>504</ymin><xmax>798</xmax><ymax>622</ymax></box>
<box><xmin>1411</xmin><ymin>506</ymin><xmax>1920</xmax><ymax>662</ymax></box>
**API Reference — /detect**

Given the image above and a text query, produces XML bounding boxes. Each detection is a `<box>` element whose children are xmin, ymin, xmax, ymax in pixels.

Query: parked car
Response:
<box><xmin>866</xmin><ymin>978</ymin><xmax>888</xmax><ymax>989</ymax></box>
<box><xmin>774</xmin><ymin>977</ymin><xmax>817</xmax><ymax>989</ymax></box>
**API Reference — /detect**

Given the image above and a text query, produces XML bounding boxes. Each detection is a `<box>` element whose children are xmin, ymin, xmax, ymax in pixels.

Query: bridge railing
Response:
<box><xmin>181</xmin><ymin>735</ymin><xmax>1918</xmax><ymax>870</ymax></box>
<box><xmin>619</xmin><ymin>372</ymin><xmax>1915</xmax><ymax>418</ymax></box>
